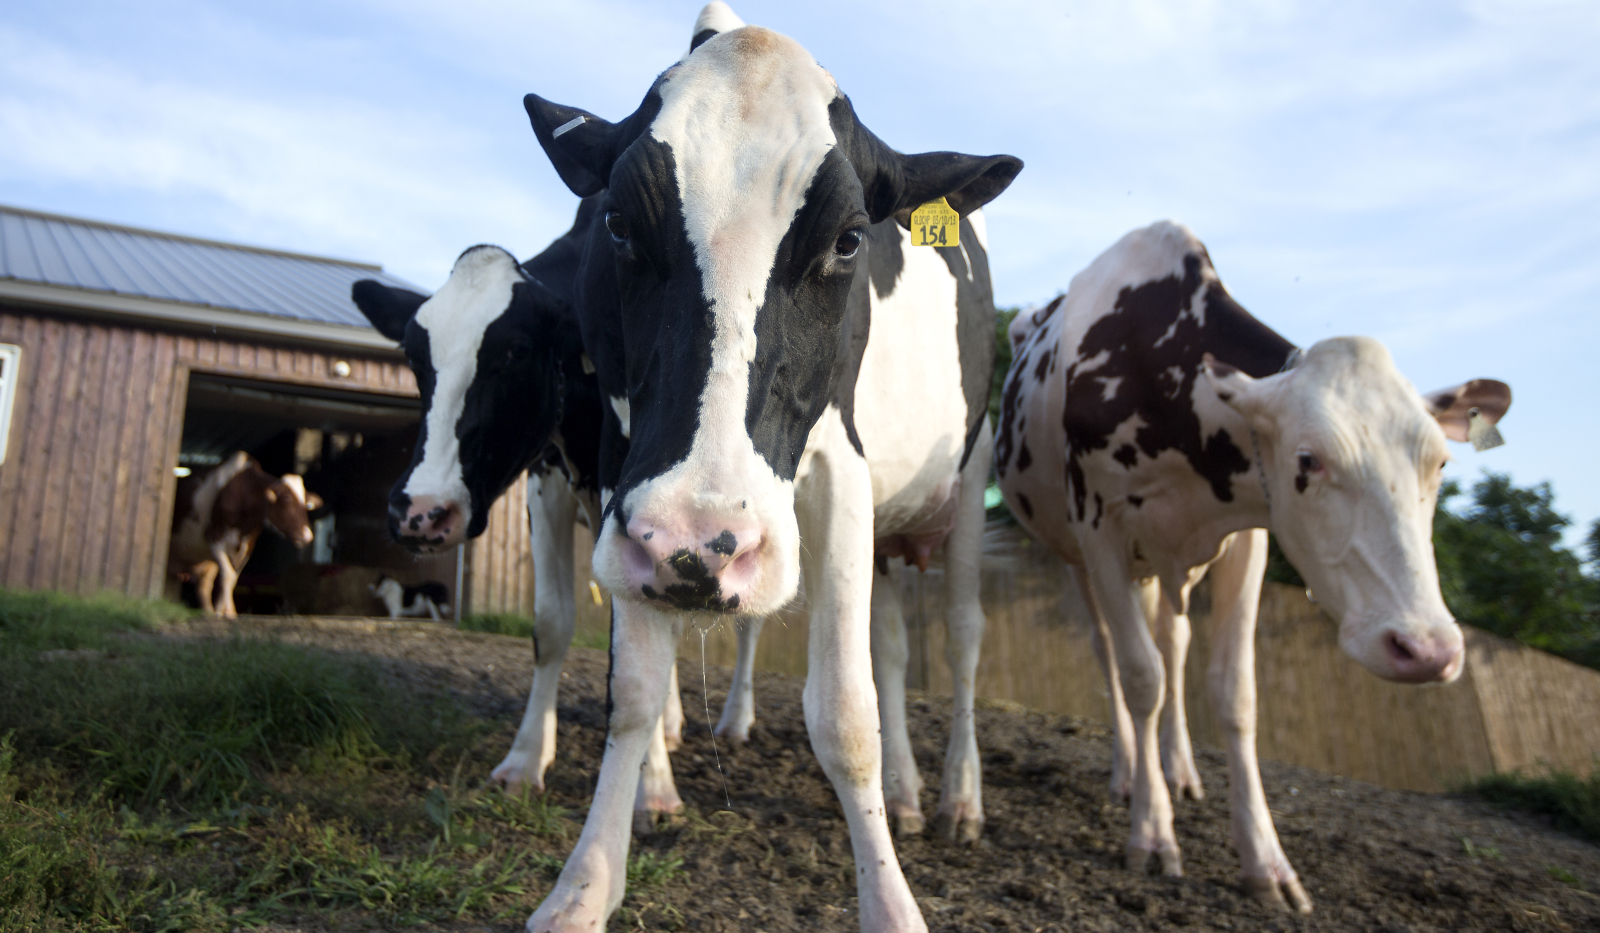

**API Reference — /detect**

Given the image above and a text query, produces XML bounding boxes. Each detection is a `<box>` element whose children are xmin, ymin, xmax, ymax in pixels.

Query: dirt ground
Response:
<box><xmin>215</xmin><ymin>617</ymin><xmax>1600</xmax><ymax>932</ymax></box>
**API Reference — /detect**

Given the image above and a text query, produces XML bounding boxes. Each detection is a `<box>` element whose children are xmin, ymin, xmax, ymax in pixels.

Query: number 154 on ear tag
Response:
<box><xmin>910</xmin><ymin>197</ymin><xmax>959</xmax><ymax>248</ymax></box>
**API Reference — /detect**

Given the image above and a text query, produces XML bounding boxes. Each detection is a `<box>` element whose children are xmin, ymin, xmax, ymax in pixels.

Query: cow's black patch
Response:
<box><xmin>1113</xmin><ymin>444</ymin><xmax>1138</xmax><ymax>468</ymax></box>
<box><xmin>1091</xmin><ymin>492</ymin><xmax>1104</xmax><ymax>530</ymax></box>
<box><xmin>1060</xmin><ymin>254</ymin><xmax>1294</xmax><ymax>519</ymax></box>
<box><xmin>689</xmin><ymin>28</ymin><xmax>718</xmax><ymax>52</ymax></box>
<box><xmin>1016</xmin><ymin>491</ymin><xmax>1033</xmax><ymax>520</ymax></box>
<box><xmin>1127</xmin><ymin>495</ymin><xmax>1144</xmax><ymax>507</ymax></box>
<box><xmin>1295</xmin><ymin>473</ymin><xmax>1309</xmax><ymax>493</ymax></box>
<box><xmin>865</xmin><ymin>219</ymin><xmax>904</xmax><ymax>301</ymax></box>
<box><xmin>1016</xmin><ymin>437</ymin><xmax>1032</xmax><ymax>473</ymax></box>
<box><xmin>706</xmin><ymin>530</ymin><xmax>737</xmax><ymax>556</ymax></box>
<box><xmin>645</xmin><ymin>549</ymin><xmax>739</xmax><ymax>612</ymax></box>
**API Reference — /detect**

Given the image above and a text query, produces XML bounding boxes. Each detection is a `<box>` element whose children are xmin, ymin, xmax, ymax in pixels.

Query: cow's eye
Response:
<box><xmin>1298</xmin><ymin>452</ymin><xmax>1322</xmax><ymax>473</ymax></box>
<box><xmin>604</xmin><ymin>211</ymin><xmax>630</xmax><ymax>242</ymax></box>
<box><xmin>834</xmin><ymin>228</ymin><xmax>863</xmax><ymax>258</ymax></box>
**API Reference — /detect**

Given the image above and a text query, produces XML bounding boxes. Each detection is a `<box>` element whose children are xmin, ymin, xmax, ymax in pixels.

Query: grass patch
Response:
<box><xmin>460</xmin><ymin>612</ymin><xmax>537</xmax><ymax>638</ymax></box>
<box><xmin>0</xmin><ymin>588</ymin><xmax>685</xmax><ymax>930</ymax></box>
<box><xmin>1461</xmin><ymin>766</ymin><xmax>1600</xmax><ymax>842</ymax></box>
<box><xmin>0</xmin><ymin>587</ymin><xmax>191</xmax><ymax>658</ymax></box>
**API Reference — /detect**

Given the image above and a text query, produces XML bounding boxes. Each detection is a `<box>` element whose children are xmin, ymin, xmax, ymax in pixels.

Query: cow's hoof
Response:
<box><xmin>1169</xmin><ymin>775</ymin><xmax>1205</xmax><ymax>801</ymax></box>
<box><xmin>1244</xmin><ymin>875</ymin><xmax>1313</xmax><ymax>914</ymax></box>
<box><xmin>632</xmin><ymin>807</ymin><xmax>683</xmax><ymax>836</ymax></box>
<box><xmin>933</xmin><ymin>811</ymin><xmax>983</xmax><ymax>846</ymax></box>
<box><xmin>713</xmin><ymin>717</ymin><xmax>752</xmax><ymax>746</ymax></box>
<box><xmin>889</xmin><ymin>809</ymin><xmax>925</xmax><ymax>838</ymax></box>
<box><xmin>524</xmin><ymin>890</ymin><xmax>610</xmax><ymax>933</ymax></box>
<box><xmin>1126</xmin><ymin>843</ymin><xmax>1183</xmax><ymax>877</ymax></box>
<box><xmin>489</xmin><ymin>757</ymin><xmax>546</xmax><ymax>795</ymax></box>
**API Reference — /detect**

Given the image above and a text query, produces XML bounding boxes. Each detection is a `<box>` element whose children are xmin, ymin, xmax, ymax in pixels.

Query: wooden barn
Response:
<box><xmin>0</xmin><ymin>204</ymin><xmax>536</xmax><ymax>618</ymax></box>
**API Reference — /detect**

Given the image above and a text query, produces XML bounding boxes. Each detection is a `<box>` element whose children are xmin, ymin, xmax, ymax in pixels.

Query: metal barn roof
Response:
<box><xmin>0</xmin><ymin>204</ymin><xmax>421</xmax><ymax>352</ymax></box>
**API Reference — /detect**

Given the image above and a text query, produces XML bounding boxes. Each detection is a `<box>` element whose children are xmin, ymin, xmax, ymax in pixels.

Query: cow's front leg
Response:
<box><xmin>1085</xmin><ymin>548</ymin><xmax>1181</xmax><ymax>876</ymax></box>
<box><xmin>797</xmin><ymin>436</ymin><xmax>926</xmax><ymax>933</ymax></box>
<box><xmin>1076</xmin><ymin>565</ymin><xmax>1136</xmax><ymax>803</ymax></box>
<box><xmin>194</xmin><ymin>561</ymin><xmax>220</xmax><ymax>616</ymax></box>
<box><xmin>1151</xmin><ymin>580</ymin><xmax>1204</xmax><ymax>801</ymax></box>
<box><xmin>870</xmin><ymin>562</ymin><xmax>924</xmax><ymax>837</ymax></box>
<box><xmin>208</xmin><ymin>543</ymin><xmax>240</xmax><ymax>619</ymax></box>
<box><xmin>714</xmin><ymin>615</ymin><xmax>764</xmax><ymax>744</ymax></box>
<box><xmin>525</xmin><ymin>600</ymin><xmax>679</xmax><ymax>933</ymax></box>
<box><xmin>933</xmin><ymin>418</ymin><xmax>990</xmax><ymax>844</ymax></box>
<box><xmin>494</xmin><ymin>473</ymin><xmax>581</xmax><ymax>793</ymax></box>
<box><xmin>1207</xmin><ymin>529</ymin><xmax>1312</xmax><ymax>913</ymax></box>
<box><xmin>663</xmin><ymin>663</ymin><xmax>685</xmax><ymax>751</ymax></box>
<box><xmin>633</xmin><ymin>705</ymin><xmax>684</xmax><ymax>834</ymax></box>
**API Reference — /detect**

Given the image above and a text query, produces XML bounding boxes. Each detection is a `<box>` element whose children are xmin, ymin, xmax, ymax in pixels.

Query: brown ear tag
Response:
<box><xmin>909</xmin><ymin>197</ymin><xmax>960</xmax><ymax>248</ymax></box>
<box><xmin>1468</xmin><ymin>407</ymin><xmax>1505</xmax><ymax>452</ymax></box>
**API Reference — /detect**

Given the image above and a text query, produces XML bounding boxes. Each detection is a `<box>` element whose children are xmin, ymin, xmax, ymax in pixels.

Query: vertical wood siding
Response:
<box><xmin>463</xmin><ymin>471</ymin><xmax>535</xmax><ymax>617</ymax></box>
<box><xmin>0</xmin><ymin>309</ymin><xmax>416</xmax><ymax>598</ymax></box>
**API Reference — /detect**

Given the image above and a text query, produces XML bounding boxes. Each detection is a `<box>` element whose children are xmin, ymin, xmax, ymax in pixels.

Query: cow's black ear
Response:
<box><xmin>526</xmin><ymin>90</ymin><xmax>665</xmax><ymax>199</ymax></box>
<box><xmin>832</xmin><ymin>96</ymin><xmax>1023</xmax><ymax>223</ymax></box>
<box><xmin>897</xmin><ymin>151</ymin><xmax>1024</xmax><ymax>216</ymax></box>
<box><xmin>352</xmin><ymin>280</ymin><xmax>428</xmax><ymax>343</ymax></box>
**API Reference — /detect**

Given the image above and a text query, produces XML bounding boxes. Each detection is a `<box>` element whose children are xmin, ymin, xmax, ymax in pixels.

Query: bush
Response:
<box><xmin>1462</xmin><ymin>765</ymin><xmax>1600</xmax><ymax>843</ymax></box>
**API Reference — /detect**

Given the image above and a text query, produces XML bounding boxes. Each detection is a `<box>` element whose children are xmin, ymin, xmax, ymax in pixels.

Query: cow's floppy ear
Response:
<box><xmin>1202</xmin><ymin>353</ymin><xmax>1280</xmax><ymax>421</ymax></box>
<box><xmin>833</xmin><ymin>97</ymin><xmax>1023</xmax><ymax>223</ymax></box>
<box><xmin>352</xmin><ymin>280</ymin><xmax>427</xmax><ymax>343</ymax></box>
<box><xmin>688</xmin><ymin>1</ymin><xmax>744</xmax><ymax>54</ymax></box>
<box><xmin>524</xmin><ymin>92</ymin><xmax>659</xmax><ymax>198</ymax></box>
<box><xmin>1422</xmin><ymin>378</ymin><xmax>1512</xmax><ymax>443</ymax></box>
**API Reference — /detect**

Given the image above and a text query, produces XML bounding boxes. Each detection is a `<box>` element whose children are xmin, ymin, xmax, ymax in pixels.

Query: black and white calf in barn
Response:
<box><xmin>996</xmin><ymin>220</ymin><xmax>1510</xmax><ymax>912</ymax></box>
<box><xmin>169</xmin><ymin>451</ymin><xmax>322</xmax><ymax>618</ymax></box>
<box><xmin>520</xmin><ymin>4</ymin><xmax>1021</xmax><ymax>930</ymax></box>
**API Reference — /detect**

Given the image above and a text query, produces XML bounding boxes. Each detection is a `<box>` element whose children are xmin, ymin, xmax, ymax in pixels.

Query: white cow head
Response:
<box><xmin>522</xmin><ymin>4</ymin><xmax>1021</xmax><ymax>614</ymax></box>
<box><xmin>1203</xmin><ymin>339</ymin><xmax>1510</xmax><ymax>683</ymax></box>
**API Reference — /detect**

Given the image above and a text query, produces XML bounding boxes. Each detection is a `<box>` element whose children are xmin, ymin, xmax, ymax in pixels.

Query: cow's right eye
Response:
<box><xmin>604</xmin><ymin>211</ymin><xmax>630</xmax><ymax>242</ymax></box>
<box><xmin>834</xmin><ymin>228</ymin><xmax>863</xmax><ymax>258</ymax></box>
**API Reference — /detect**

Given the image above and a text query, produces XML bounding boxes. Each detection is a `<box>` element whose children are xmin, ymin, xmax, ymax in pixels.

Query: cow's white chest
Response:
<box><xmin>853</xmin><ymin>227</ymin><xmax>970</xmax><ymax>535</ymax></box>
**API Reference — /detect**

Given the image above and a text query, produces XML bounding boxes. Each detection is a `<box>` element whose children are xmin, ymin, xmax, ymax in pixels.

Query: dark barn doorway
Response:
<box><xmin>170</xmin><ymin>373</ymin><xmax>458</xmax><ymax>616</ymax></box>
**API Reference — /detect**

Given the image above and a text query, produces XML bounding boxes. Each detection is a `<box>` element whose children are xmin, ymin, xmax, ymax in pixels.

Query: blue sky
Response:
<box><xmin>2</xmin><ymin>0</ymin><xmax>1596</xmax><ymax>541</ymax></box>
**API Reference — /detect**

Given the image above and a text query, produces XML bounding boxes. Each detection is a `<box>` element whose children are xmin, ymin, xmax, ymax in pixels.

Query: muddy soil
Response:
<box><xmin>209</xmin><ymin>617</ymin><xmax>1599</xmax><ymax>932</ymax></box>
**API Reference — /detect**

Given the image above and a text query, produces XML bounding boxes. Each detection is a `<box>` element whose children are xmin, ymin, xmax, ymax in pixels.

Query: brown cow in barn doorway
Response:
<box><xmin>168</xmin><ymin>451</ymin><xmax>322</xmax><ymax>618</ymax></box>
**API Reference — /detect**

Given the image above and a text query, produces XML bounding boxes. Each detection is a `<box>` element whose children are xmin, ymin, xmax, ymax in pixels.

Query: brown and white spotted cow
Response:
<box><xmin>169</xmin><ymin>451</ymin><xmax>323</xmax><ymax>618</ymax></box>
<box><xmin>996</xmin><ymin>221</ymin><xmax>1510</xmax><ymax>913</ymax></box>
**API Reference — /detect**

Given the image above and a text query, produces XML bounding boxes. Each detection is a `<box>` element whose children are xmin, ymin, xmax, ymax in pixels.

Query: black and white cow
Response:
<box><xmin>996</xmin><ymin>221</ymin><xmax>1510</xmax><ymax>912</ymax></box>
<box><xmin>353</xmin><ymin>235</ymin><xmax>615</xmax><ymax>791</ymax></box>
<box><xmin>519</xmin><ymin>4</ymin><xmax>1021</xmax><ymax>930</ymax></box>
<box><xmin>352</xmin><ymin>210</ymin><xmax>771</xmax><ymax>800</ymax></box>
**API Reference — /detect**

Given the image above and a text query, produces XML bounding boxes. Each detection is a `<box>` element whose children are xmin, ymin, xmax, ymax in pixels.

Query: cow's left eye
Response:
<box><xmin>1298</xmin><ymin>452</ymin><xmax>1322</xmax><ymax>473</ymax></box>
<box><xmin>834</xmin><ymin>228</ymin><xmax>863</xmax><ymax>258</ymax></box>
<box><xmin>604</xmin><ymin>211</ymin><xmax>630</xmax><ymax>242</ymax></box>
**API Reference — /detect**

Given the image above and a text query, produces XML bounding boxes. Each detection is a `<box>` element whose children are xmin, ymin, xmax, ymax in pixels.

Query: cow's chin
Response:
<box><xmin>592</xmin><ymin>512</ymin><xmax>800</xmax><ymax>618</ymax></box>
<box><xmin>1339</xmin><ymin>613</ymin><xmax>1465</xmax><ymax>685</ymax></box>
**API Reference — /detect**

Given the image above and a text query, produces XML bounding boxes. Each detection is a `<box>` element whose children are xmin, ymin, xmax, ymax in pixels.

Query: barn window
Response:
<box><xmin>0</xmin><ymin>344</ymin><xmax>19</xmax><ymax>465</ymax></box>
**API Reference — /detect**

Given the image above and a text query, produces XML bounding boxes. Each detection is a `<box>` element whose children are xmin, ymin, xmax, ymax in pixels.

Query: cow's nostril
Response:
<box><xmin>1387</xmin><ymin>632</ymin><xmax>1417</xmax><ymax>662</ymax></box>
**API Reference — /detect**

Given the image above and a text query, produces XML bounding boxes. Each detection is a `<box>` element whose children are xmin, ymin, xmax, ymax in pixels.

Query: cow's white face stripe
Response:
<box><xmin>405</xmin><ymin>247</ymin><xmax>523</xmax><ymax>516</ymax></box>
<box><xmin>609</xmin><ymin>395</ymin><xmax>631</xmax><ymax>439</ymax></box>
<box><xmin>601</xmin><ymin>28</ymin><xmax>836</xmax><ymax>616</ymax></box>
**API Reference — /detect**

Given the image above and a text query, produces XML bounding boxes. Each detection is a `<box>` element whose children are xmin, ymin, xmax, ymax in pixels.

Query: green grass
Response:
<box><xmin>0</xmin><ymin>588</ymin><xmax>678</xmax><ymax>930</ymax></box>
<box><xmin>1461</xmin><ymin>765</ymin><xmax>1600</xmax><ymax>842</ymax></box>
<box><xmin>459</xmin><ymin>612</ymin><xmax>538</xmax><ymax>638</ymax></box>
<box><xmin>0</xmin><ymin>587</ymin><xmax>192</xmax><ymax>658</ymax></box>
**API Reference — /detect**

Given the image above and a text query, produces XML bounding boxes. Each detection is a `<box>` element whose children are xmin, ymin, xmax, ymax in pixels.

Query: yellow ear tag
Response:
<box><xmin>588</xmin><ymin>580</ymin><xmax>604</xmax><ymax>605</ymax></box>
<box><xmin>909</xmin><ymin>197</ymin><xmax>960</xmax><ymax>247</ymax></box>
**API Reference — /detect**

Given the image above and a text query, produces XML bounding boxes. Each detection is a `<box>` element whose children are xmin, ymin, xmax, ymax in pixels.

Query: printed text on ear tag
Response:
<box><xmin>1468</xmin><ymin>408</ymin><xmax>1505</xmax><ymax>452</ymax></box>
<box><xmin>909</xmin><ymin>197</ymin><xmax>960</xmax><ymax>248</ymax></box>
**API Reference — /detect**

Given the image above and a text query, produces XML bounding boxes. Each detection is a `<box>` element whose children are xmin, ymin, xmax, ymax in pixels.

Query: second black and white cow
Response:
<box><xmin>519</xmin><ymin>4</ymin><xmax>1021</xmax><ymax>931</ymax></box>
<box><xmin>353</xmin><ymin>229</ymin><xmax>613</xmax><ymax>793</ymax></box>
<box><xmin>996</xmin><ymin>220</ymin><xmax>1510</xmax><ymax>912</ymax></box>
